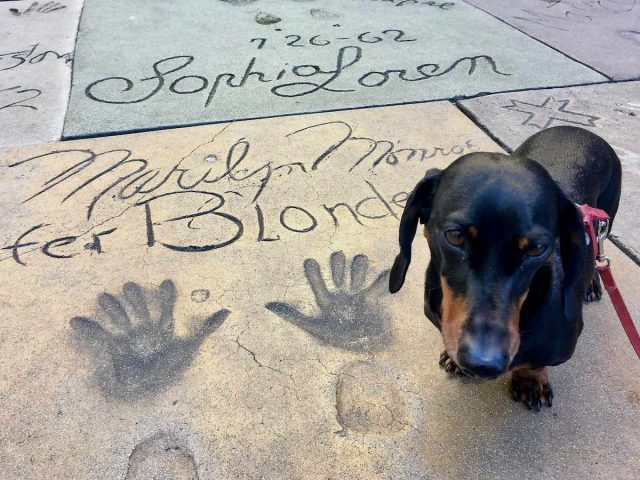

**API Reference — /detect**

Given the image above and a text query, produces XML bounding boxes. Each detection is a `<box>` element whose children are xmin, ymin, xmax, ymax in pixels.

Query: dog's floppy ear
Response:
<box><xmin>557</xmin><ymin>194</ymin><xmax>586</xmax><ymax>320</ymax></box>
<box><xmin>389</xmin><ymin>168</ymin><xmax>441</xmax><ymax>293</ymax></box>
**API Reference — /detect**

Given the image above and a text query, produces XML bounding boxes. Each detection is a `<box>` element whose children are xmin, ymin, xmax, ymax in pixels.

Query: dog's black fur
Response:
<box><xmin>389</xmin><ymin>126</ymin><xmax>621</xmax><ymax>410</ymax></box>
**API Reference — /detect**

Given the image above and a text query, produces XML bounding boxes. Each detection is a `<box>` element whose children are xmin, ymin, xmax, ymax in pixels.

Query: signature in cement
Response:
<box><xmin>266</xmin><ymin>251</ymin><xmax>392</xmax><ymax>352</ymax></box>
<box><xmin>3</xmin><ymin>118</ymin><xmax>481</xmax><ymax>266</ymax></box>
<box><xmin>222</xmin><ymin>0</ymin><xmax>455</xmax><ymax>7</ymax></box>
<box><xmin>0</xmin><ymin>43</ymin><xmax>72</xmax><ymax>72</ymax></box>
<box><xmin>83</xmin><ymin>46</ymin><xmax>509</xmax><ymax>107</ymax></box>
<box><xmin>367</xmin><ymin>0</ymin><xmax>456</xmax><ymax>9</ymax></box>
<box><xmin>7</xmin><ymin>120</ymin><xmax>477</xmax><ymax>221</ymax></box>
<box><xmin>514</xmin><ymin>0</ymin><xmax>638</xmax><ymax>31</ymax></box>
<box><xmin>70</xmin><ymin>279</ymin><xmax>230</xmax><ymax>399</ymax></box>
<box><xmin>3</xmin><ymin>119</ymin><xmax>480</xmax><ymax>266</ymax></box>
<box><xmin>0</xmin><ymin>85</ymin><xmax>42</xmax><ymax>111</ymax></box>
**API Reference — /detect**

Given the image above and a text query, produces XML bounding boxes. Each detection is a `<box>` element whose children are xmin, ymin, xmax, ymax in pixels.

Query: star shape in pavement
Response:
<box><xmin>502</xmin><ymin>97</ymin><xmax>600</xmax><ymax>129</ymax></box>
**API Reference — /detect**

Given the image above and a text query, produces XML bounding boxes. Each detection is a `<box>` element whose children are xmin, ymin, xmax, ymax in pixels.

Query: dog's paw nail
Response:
<box><xmin>535</xmin><ymin>399</ymin><xmax>542</xmax><ymax>412</ymax></box>
<box><xmin>525</xmin><ymin>396</ymin><xmax>533</xmax><ymax>410</ymax></box>
<box><xmin>438</xmin><ymin>353</ymin><xmax>448</xmax><ymax>365</ymax></box>
<box><xmin>511</xmin><ymin>384</ymin><xmax>520</xmax><ymax>400</ymax></box>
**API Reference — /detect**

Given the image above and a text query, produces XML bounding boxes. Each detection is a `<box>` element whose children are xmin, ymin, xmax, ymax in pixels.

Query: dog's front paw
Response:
<box><xmin>584</xmin><ymin>271</ymin><xmax>603</xmax><ymax>302</ymax></box>
<box><xmin>510</xmin><ymin>367</ymin><xmax>553</xmax><ymax>412</ymax></box>
<box><xmin>438</xmin><ymin>350</ymin><xmax>464</xmax><ymax>376</ymax></box>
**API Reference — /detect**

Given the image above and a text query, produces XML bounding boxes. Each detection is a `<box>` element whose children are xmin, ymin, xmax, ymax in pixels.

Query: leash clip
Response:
<box><xmin>596</xmin><ymin>218</ymin><xmax>610</xmax><ymax>265</ymax></box>
<box><xmin>577</xmin><ymin>204</ymin><xmax>640</xmax><ymax>359</ymax></box>
<box><xmin>578</xmin><ymin>204</ymin><xmax>611</xmax><ymax>266</ymax></box>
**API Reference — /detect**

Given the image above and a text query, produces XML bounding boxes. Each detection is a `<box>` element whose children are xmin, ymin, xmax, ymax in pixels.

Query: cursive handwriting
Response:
<box><xmin>0</xmin><ymin>85</ymin><xmax>42</xmax><ymax>111</ymax></box>
<box><xmin>514</xmin><ymin>0</ymin><xmax>638</xmax><ymax>31</ymax></box>
<box><xmin>84</xmin><ymin>46</ymin><xmax>509</xmax><ymax>107</ymax></box>
<box><xmin>9</xmin><ymin>121</ymin><xmax>479</xmax><ymax>219</ymax></box>
<box><xmin>0</xmin><ymin>43</ymin><xmax>72</xmax><ymax>72</ymax></box>
<box><xmin>3</xmin><ymin>120</ymin><xmax>481</xmax><ymax>265</ymax></box>
<box><xmin>367</xmin><ymin>0</ymin><xmax>456</xmax><ymax>8</ymax></box>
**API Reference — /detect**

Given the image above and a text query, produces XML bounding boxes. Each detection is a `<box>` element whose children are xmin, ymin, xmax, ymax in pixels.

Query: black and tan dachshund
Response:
<box><xmin>390</xmin><ymin>126</ymin><xmax>621</xmax><ymax>411</ymax></box>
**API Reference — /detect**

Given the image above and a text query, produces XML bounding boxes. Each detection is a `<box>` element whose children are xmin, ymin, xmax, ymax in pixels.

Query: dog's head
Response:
<box><xmin>390</xmin><ymin>153</ymin><xmax>585</xmax><ymax>378</ymax></box>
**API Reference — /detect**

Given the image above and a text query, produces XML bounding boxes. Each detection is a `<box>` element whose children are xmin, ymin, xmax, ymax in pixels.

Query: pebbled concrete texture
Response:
<box><xmin>459</xmin><ymin>81</ymin><xmax>640</xmax><ymax>262</ymax></box>
<box><xmin>465</xmin><ymin>0</ymin><xmax>640</xmax><ymax>80</ymax></box>
<box><xmin>62</xmin><ymin>0</ymin><xmax>604</xmax><ymax>138</ymax></box>
<box><xmin>0</xmin><ymin>0</ymin><xmax>83</xmax><ymax>149</ymax></box>
<box><xmin>1</xmin><ymin>103</ymin><xmax>639</xmax><ymax>479</ymax></box>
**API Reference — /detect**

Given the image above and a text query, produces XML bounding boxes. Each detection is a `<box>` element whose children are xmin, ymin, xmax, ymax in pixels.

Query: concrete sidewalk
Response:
<box><xmin>0</xmin><ymin>1</ymin><xmax>639</xmax><ymax>479</ymax></box>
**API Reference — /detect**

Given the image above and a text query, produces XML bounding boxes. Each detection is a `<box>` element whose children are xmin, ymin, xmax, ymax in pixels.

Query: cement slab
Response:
<box><xmin>459</xmin><ymin>81</ymin><xmax>640</xmax><ymax>262</ymax></box>
<box><xmin>465</xmin><ymin>0</ymin><xmax>640</xmax><ymax>80</ymax></box>
<box><xmin>2</xmin><ymin>103</ymin><xmax>639</xmax><ymax>479</ymax></box>
<box><xmin>62</xmin><ymin>0</ymin><xmax>605</xmax><ymax>138</ymax></box>
<box><xmin>0</xmin><ymin>0</ymin><xmax>82</xmax><ymax>149</ymax></box>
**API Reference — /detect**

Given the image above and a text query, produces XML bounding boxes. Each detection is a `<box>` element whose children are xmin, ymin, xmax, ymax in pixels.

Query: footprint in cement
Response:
<box><xmin>255</xmin><ymin>11</ymin><xmax>281</xmax><ymax>25</ymax></box>
<box><xmin>71</xmin><ymin>280</ymin><xmax>230</xmax><ymax>399</ymax></box>
<box><xmin>335</xmin><ymin>360</ymin><xmax>413</xmax><ymax>436</ymax></box>
<box><xmin>126</xmin><ymin>432</ymin><xmax>198</xmax><ymax>480</ymax></box>
<box><xmin>266</xmin><ymin>251</ymin><xmax>392</xmax><ymax>352</ymax></box>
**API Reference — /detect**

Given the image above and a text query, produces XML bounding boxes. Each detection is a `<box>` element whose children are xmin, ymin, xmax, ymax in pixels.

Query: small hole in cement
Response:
<box><xmin>204</xmin><ymin>154</ymin><xmax>218</xmax><ymax>163</ymax></box>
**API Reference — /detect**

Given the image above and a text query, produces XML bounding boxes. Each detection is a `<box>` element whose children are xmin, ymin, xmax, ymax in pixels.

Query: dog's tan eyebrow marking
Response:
<box><xmin>468</xmin><ymin>226</ymin><xmax>478</xmax><ymax>239</ymax></box>
<box><xmin>518</xmin><ymin>237</ymin><xmax>529</xmax><ymax>250</ymax></box>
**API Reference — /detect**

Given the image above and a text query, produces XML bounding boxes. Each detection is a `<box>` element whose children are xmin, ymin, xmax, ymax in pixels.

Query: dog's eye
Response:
<box><xmin>525</xmin><ymin>244</ymin><xmax>547</xmax><ymax>257</ymax></box>
<box><xmin>445</xmin><ymin>230</ymin><xmax>465</xmax><ymax>248</ymax></box>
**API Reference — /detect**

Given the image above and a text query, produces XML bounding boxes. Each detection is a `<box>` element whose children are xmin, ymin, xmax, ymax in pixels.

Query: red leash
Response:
<box><xmin>579</xmin><ymin>204</ymin><xmax>640</xmax><ymax>359</ymax></box>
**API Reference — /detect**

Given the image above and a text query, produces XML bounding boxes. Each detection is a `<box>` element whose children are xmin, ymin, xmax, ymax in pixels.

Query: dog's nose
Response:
<box><xmin>457</xmin><ymin>342</ymin><xmax>508</xmax><ymax>378</ymax></box>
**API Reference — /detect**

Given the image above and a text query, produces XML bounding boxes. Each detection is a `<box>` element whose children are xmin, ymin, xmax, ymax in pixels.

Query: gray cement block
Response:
<box><xmin>0</xmin><ymin>0</ymin><xmax>82</xmax><ymax>149</ymax></box>
<box><xmin>1</xmin><ymin>103</ymin><xmax>639</xmax><ymax>479</ymax></box>
<box><xmin>62</xmin><ymin>0</ymin><xmax>604</xmax><ymax>138</ymax></box>
<box><xmin>466</xmin><ymin>0</ymin><xmax>640</xmax><ymax>80</ymax></box>
<box><xmin>459</xmin><ymin>81</ymin><xmax>640</xmax><ymax>262</ymax></box>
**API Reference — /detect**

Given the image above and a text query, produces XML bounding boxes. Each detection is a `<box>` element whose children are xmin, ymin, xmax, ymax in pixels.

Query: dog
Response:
<box><xmin>389</xmin><ymin>126</ymin><xmax>621</xmax><ymax>411</ymax></box>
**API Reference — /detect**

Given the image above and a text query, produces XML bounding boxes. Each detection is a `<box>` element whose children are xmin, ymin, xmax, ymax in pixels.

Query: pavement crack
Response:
<box><xmin>174</xmin><ymin>122</ymin><xmax>232</xmax><ymax>170</ymax></box>
<box><xmin>315</xmin><ymin>354</ymin><xmax>338</xmax><ymax>376</ymax></box>
<box><xmin>384</xmin><ymin>404</ymin><xmax>423</xmax><ymax>433</ymax></box>
<box><xmin>234</xmin><ymin>333</ymin><xmax>298</xmax><ymax>397</ymax></box>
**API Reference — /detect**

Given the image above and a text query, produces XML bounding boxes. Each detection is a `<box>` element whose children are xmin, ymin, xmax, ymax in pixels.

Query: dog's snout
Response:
<box><xmin>457</xmin><ymin>339</ymin><xmax>509</xmax><ymax>378</ymax></box>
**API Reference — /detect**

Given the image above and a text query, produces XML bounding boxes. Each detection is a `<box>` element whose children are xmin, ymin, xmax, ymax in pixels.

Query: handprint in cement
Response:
<box><xmin>71</xmin><ymin>280</ymin><xmax>230</xmax><ymax>399</ymax></box>
<box><xmin>266</xmin><ymin>251</ymin><xmax>392</xmax><ymax>352</ymax></box>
